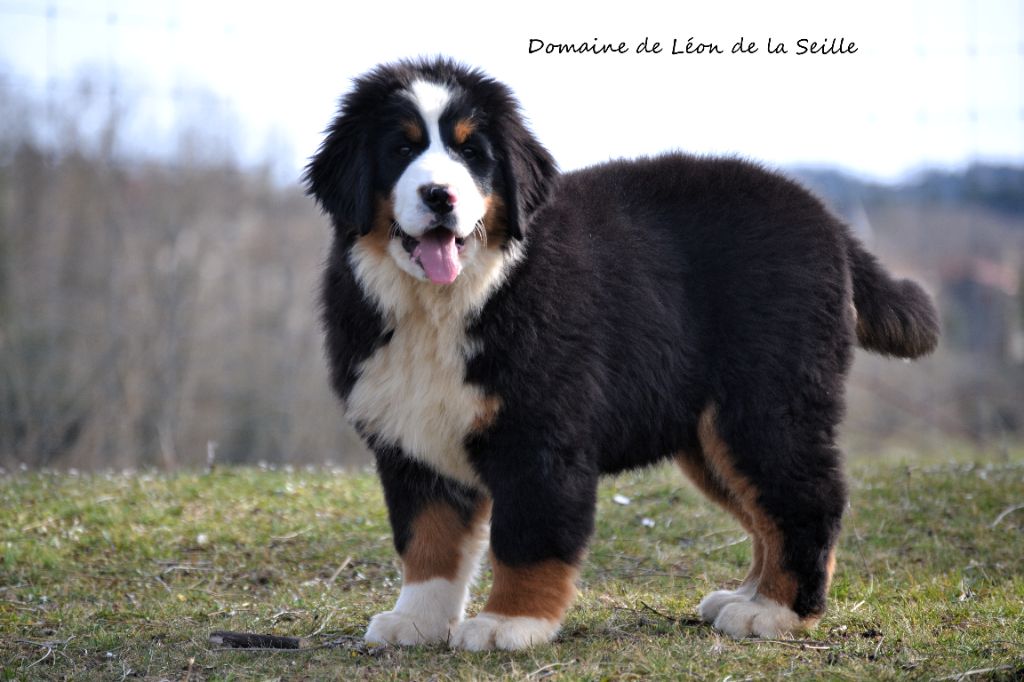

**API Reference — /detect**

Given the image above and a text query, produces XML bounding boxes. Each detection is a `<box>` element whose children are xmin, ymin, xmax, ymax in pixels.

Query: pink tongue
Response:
<box><xmin>414</xmin><ymin>229</ymin><xmax>462</xmax><ymax>284</ymax></box>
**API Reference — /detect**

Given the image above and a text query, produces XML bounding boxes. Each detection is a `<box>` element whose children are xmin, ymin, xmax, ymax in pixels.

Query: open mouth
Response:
<box><xmin>398</xmin><ymin>227</ymin><xmax>467</xmax><ymax>257</ymax></box>
<box><xmin>393</xmin><ymin>224</ymin><xmax>467</xmax><ymax>285</ymax></box>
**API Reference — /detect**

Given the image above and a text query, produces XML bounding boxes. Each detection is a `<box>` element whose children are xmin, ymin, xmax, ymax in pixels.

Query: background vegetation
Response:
<box><xmin>1</xmin><ymin>77</ymin><xmax>1022</xmax><ymax>471</ymax></box>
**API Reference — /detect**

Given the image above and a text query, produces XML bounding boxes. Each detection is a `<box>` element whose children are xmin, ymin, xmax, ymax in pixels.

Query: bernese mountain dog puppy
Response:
<box><xmin>305</xmin><ymin>57</ymin><xmax>939</xmax><ymax>651</ymax></box>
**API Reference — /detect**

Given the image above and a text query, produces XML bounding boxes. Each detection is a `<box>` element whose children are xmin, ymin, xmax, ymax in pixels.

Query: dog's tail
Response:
<box><xmin>847</xmin><ymin>234</ymin><xmax>939</xmax><ymax>358</ymax></box>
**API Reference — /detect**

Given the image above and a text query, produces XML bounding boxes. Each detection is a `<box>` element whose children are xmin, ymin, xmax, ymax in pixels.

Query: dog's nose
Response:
<box><xmin>420</xmin><ymin>184</ymin><xmax>456</xmax><ymax>214</ymax></box>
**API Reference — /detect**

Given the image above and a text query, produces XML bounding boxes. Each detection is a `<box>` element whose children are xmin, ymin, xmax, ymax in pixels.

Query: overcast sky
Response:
<box><xmin>1</xmin><ymin>0</ymin><xmax>1021</xmax><ymax>182</ymax></box>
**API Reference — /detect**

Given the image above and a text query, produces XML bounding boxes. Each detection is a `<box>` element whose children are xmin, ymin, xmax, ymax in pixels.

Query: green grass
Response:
<box><xmin>2</xmin><ymin>455</ymin><xmax>1023</xmax><ymax>681</ymax></box>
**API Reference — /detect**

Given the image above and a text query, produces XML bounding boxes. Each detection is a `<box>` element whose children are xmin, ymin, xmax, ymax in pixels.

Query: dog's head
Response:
<box><xmin>306</xmin><ymin>58</ymin><xmax>557</xmax><ymax>285</ymax></box>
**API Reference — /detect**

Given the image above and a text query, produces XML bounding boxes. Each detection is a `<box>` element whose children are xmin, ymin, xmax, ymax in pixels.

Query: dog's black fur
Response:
<box><xmin>306</xmin><ymin>57</ymin><xmax>939</xmax><ymax>646</ymax></box>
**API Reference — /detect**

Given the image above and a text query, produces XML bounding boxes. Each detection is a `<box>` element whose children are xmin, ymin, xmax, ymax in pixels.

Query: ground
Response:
<box><xmin>2</xmin><ymin>451</ymin><xmax>1023</xmax><ymax>681</ymax></box>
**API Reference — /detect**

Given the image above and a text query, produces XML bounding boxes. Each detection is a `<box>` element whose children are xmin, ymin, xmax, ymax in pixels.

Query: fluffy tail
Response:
<box><xmin>847</xmin><ymin>235</ymin><xmax>939</xmax><ymax>358</ymax></box>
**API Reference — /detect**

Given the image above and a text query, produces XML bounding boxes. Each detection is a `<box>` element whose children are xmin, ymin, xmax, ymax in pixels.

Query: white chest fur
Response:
<box><xmin>344</xmin><ymin>235</ymin><xmax>518</xmax><ymax>488</ymax></box>
<box><xmin>346</xmin><ymin>306</ymin><xmax>487</xmax><ymax>487</ymax></box>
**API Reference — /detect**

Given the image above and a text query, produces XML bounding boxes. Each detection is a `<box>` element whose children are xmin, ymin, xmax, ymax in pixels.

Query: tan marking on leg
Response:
<box><xmin>471</xmin><ymin>395</ymin><xmax>502</xmax><ymax>433</ymax></box>
<box><xmin>676</xmin><ymin>452</ymin><xmax>762</xmax><ymax>587</ymax></box>
<box><xmin>404</xmin><ymin>499</ymin><xmax>491</xmax><ymax>583</ymax></box>
<box><xmin>746</xmin><ymin>534</ymin><xmax>765</xmax><ymax>588</ymax></box>
<box><xmin>401</xmin><ymin>119</ymin><xmax>423</xmax><ymax>143</ymax></box>
<box><xmin>825</xmin><ymin>547</ymin><xmax>837</xmax><ymax>590</ymax></box>
<box><xmin>484</xmin><ymin>556</ymin><xmax>578</xmax><ymax>622</ymax></box>
<box><xmin>697</xmin><ymin>408</ymin><xmax>798</xmax><ymax>608</ymax></box>
<box><xmin>453</xmin><ymin>118</ymin><xmax>476</xmax><ymax>145</ymax></box>
<box><xmin>367</xmin><ymin>498</ymin><xmax>490</xmax><ymax>645</ymax></box>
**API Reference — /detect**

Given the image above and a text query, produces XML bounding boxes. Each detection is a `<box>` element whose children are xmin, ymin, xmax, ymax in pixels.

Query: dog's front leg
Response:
<box><xmin>364</xmin><ymin>447</ymin><xmax>490</xmax><ymax>646</ymax></box>
<box><xmin>450</xmin><ymin>450</ymin><xmax>597</xmax><ymax>651</ymax></box>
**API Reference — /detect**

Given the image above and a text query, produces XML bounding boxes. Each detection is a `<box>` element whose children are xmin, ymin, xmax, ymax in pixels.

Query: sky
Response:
<box><xmin>0</xmin><ymin>0</ymin><xmax>1022</xmax><ymax>182</ymax></box>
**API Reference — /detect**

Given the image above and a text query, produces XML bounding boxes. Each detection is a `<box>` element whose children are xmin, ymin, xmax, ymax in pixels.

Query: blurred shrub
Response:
<box><xmin>0</xmin><ymin>76</ymin><xmax>368</xmax><ymax>469</ymax></box>
<box><xmin>0</xmin><ymin>76</ymin><xmax>1020</xmax><ymax>470</ymax></box>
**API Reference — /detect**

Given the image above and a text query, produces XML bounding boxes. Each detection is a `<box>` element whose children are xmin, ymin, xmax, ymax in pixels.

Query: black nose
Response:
<box><xmin>420</xmin><ymin>184</ymin><xmax>455</xmax><ymax>214</ymax></box>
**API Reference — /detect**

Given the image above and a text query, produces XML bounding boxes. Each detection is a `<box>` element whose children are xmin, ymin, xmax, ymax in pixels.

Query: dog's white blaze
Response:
<box><xmin>345</xmin><ymin>231</ymin><xmax>521</xmax><ymax>489</ymax></box>
<box><xmin>393</xmin><ymin>79</ymin><xmax>487</xmax><ymax>239</ymax></box>
<box><xmin>365</xmin><ymin>512</ymin><xmax>489</xmax><ymax>645</ymax></box>
<box><xmin>409</xmin><ymin>80</ymin><xmax>450</xmax><ymax>136</ymax></box>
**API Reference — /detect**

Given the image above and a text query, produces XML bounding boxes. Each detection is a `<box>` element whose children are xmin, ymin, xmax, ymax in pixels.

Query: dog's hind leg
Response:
<box><xmin>695</xmin><ymin>405</ymin><xmax>845</xmax><ymax>638</ymax></box>
<box><xmin>675</xmin><ymin>451</ymin><xmax>763</xmax><ymax>622</ymax></box>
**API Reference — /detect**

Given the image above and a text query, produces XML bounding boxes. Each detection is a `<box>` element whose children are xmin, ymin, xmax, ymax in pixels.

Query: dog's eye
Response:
<box><xmin>397</xmin><ymin>145</ymin><xmax>413</xmax><ymax>158</ymax></box>
<box><xmin>461</xmin><ymin>146</ymin><xmax>478</xmax><ymax>160</ymax></box>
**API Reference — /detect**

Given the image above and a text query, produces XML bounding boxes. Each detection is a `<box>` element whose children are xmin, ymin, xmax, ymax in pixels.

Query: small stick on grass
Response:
<box><xmin>326</xmin><ymin>556</ymin><xmax>353</xmax><ymax>585</ymax></box>
<box><xmin>16</xmin><ymin>637</ymin><xmax>75</xmax><ymax>668</ymax></box>
<box><xmin>270</xmin><ymin>527</ymin><xmax>313</xmax><ymax>543</ymax></box>
<box><xmin>703</xmin><ymin>535</ymin><xmax>749</xmax><ymax>553</ymax></box>
<box><xmin>209</xmin><ymin>634</ymin><xmax>364</xmax><ymax>654</ymax></box>
<box><xmin>990</xmin><ymin>503</ymin><xmax>1024</xmax><ymax>528</ymax></box>
<box><xmin>934</xmin><ymin>664</ymin><xmax>1017</xmax><ymax>681</ymax></box>
<box><xmin>638</xmin><ymin>601</ymin><xmax>703</xmax><ymax>626</ymax></box>
<box><xmin>740</xmin><ymin>638</ymin><xmax>834</xmax><ymax>651</ymax></box>
<box><xmin>527</xmin><ymin>662</ymin><xmax>569</xmax><ymax>679</ymax></box>
<box><xmin>871</xmin><ymin>635</ymin><xmax>886</xmax><ymax>659</ymax></box>
<box><xmin>209</xmin><ymin>631</ymin><xmax>304</xmax><ymax>650</ymax></box>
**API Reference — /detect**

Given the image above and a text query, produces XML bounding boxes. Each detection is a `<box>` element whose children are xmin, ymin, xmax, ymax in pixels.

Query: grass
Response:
<box><xmin>2</xmin><ymin>454</ymin><xmax>1023</xmax><ymax>681</ymax></box>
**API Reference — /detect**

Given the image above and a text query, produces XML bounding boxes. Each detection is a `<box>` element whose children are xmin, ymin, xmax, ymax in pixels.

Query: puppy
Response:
<box><xmin>305</xmin><ymin>57</ymin><xmax>938</xmax><ymax>651</ymax></box>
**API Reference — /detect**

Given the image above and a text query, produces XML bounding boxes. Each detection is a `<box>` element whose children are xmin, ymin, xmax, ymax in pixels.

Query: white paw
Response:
<box><xmin>698</xmin><ymin>580</ymin><xmax>758</xmax><ymax>622</ymax></box>
<box><xmin>449</xmin><ymin>613</ymin><xmax>559</xmax><ymax>651</ymax></box>
<box><xmin>698</xmin><ymin>589</ymin><xmax>750</xmax><ymax>623</ymax></box>
<box><xmin>712</xmin><ymin>595</ymin><xmax>803</xmax><ymax>638</ymax></box>
<box><xmin>364</xmin><ymin>610</ymin><xmax>454</xmax><ymax>646</ymax></box>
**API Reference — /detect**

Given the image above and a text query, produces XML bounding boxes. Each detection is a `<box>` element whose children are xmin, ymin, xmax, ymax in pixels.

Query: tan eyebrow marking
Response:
<box><xmin>453</xmin><ymin>118</ymin><xmax>476</xmax><ymax>145</ymax></box>
<box><xmin>401</xmin><ymin>119</ymin><xmax>423</xmax><ymax>143</ymax></box>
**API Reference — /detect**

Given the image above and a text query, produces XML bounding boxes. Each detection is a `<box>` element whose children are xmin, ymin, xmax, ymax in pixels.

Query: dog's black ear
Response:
<box><xmin>497</xmin><ymin>117</ymin><xmax>557</xmax><ymax>241</ymax></box>
<box><xmin>304</xmin><ymin>105</ymin><xmax>374</xmax><ymax>236</ymax></box>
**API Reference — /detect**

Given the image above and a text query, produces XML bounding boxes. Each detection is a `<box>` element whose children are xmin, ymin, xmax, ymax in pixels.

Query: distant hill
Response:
<box><xmin>791</xmin><ymin>163</ymin><xmax>1024</xmax><ymax>220</ymax></box>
